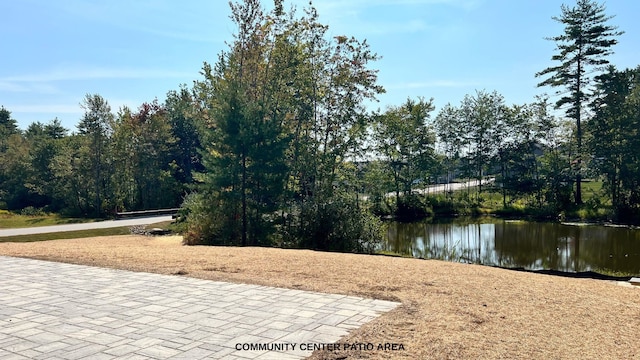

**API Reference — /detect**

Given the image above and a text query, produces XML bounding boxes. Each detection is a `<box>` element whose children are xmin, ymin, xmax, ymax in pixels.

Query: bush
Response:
<box><xmin>181</xmin><ymin>193</ymin><xmax>240</xmax><ymax>246</ymax></box>
<box><xmin>19</xmin><ymin>206</ymin><xmax>46</xmax><ymax>216</ymax></box>
<box><xmin>182</xmin><ymin>190</ymin><xmax>385</xmax><ymax>254</ymax></box>
<box><xmin>181</xmin><ymin>191</ymin><xmax>278</xmax><ymax>247</ymax></box>
<box><xmin>426</xmin><ymin>193</ymin><xmax>476</xmax><ymax>216</ymax></box>
<box><xmin>395</xmin><ymin>193</ymin><xmax>433</xmax><ymax>221</ymax></box>
<box><xmin>370</xmin><ymin>197</ymin><xmax>394</xmax><ymax>217</ymax></box>
<box><xmin>288</xmin><ymin>195</ymin><xmax>384</xmax><ymax>254</ymax></box>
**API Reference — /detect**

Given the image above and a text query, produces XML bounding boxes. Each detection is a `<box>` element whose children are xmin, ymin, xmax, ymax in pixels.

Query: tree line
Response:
<box><xmin>2</xmin><ymin>0</ymin><xmax>639</xmax><ymax>251</ymax></box>
<box><xmin>0</xmin><ymin>89</ymin><xmax>203</xmax><ymax>217</ymax></box>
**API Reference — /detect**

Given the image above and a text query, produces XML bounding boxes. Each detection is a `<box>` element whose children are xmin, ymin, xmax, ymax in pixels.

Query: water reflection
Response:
<box><xmin>384</xmin><ymin>220</ymin><xmax>640</xmax><ymax>276</ymax></box>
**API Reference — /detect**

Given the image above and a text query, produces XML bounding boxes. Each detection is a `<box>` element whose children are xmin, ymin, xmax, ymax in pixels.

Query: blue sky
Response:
<box><xmin>2</xmin><ymin>0</ymin><xmax>640</xmax><ymax>131</ymax></box>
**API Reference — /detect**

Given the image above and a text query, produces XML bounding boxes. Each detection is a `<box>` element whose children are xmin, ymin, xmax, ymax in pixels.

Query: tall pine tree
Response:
<box><xmin>536</xmin><ymin>0</ymin><xmax>622</xmax><ymax>204</ymax></box>
<box><xmin>77</xmin><ymin>94</ymin><xmax>114</xmax><ymax>217</ymax></box>
<box><xmin>192</xmin><ymin>0</ymin><xmax>289</xmax><ymax>246</ymax></box>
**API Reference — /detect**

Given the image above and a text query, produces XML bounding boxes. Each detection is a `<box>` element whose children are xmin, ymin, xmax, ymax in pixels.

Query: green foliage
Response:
<box><xmin>0</xmin><ymin>106</ymin><xmax>19</xmax><ymax>152</ymax></box>
<box><xmin>360</xmin><ymin>161</ymin><xmax>394</xmax><ymax>216</ymax></box>
<box><xmin>536</xmin><ymin>0</ymin><xmax>623</xmax><ymax>204</ymax></box>
<box><xmin>395</xmin><ymin>194</ymin><xmax>433</xmax><ymax>221</ymax></box>
<box><xmin>284</xmin><ymin>194</ymin><xmax>384</xmax><ymax>253</ymax></box>
<box><xmin>165</xmin><ymin>86</ymin><xmax>203</xmax><ymax>187</ymax></box>
<box><xmin>3</xmin><ymin>0</ymin><xmax>640</xmax><ymax>231</ymax></box>
<box><xmin>589</xmin><ymin>65</ymin><xmax>640</xmax><ymax>222</ymax></box>
<box><xmin>19</xmin><ymin>206</ymin><xmax>46</xmax><ymax>216</ymax></box>
<box><xmin>181</xmin><ymin>193</ymin><xmax>239</xmax><ymax>246</ymax></box>
<box><xmin>0</xmin><ymin>133</ymin><xmax>30</xmax><ymax>209</ymax></box>
<box><xmin>426</xmin><ymin>192</ymin><xmax>477</xmax><ymax>216</ymax></box>
<box><xmin>22</xmin><ymin>119</ymin><xmax>69</xmax><ymax>210</ymax></box>
<box><xmin>193</xmin><ymin>12</ymin><xmax>290</xmax><ymax>246</ymax></box>
<box><xmin>50</xmin><ymin>134</ymin><xmax>108</xmax><ymax>216</ymax></box>
<box><xmin>369</xmin><ymin>198</ymin><xmax>394</xmax><ymax>218</ymax></box>
<box><xmin>76</xmin><ymin>94</ymin><xmax>115</xmax><ymax>217</ymax></box>
<box><xmin>111</xmin><ymin>101</ymin><xmax>180</xmax><ymax>211</ymax></box>
<box><xmin>435</xmin><ymin>90</ymin><xmax>508</xmax><ymax>200</ymax></box>
<box><xmin>373</xmin><ymin>98</ymin><xmax>436</xmax><ymax>202</ymax></box>
<box><xmin>185</xmin><ymin>0</ymin><xmax>384</xmax><ymax>252</ymax></box>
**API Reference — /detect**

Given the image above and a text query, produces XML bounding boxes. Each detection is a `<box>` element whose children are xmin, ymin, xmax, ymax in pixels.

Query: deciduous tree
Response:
<box><xmin>374</xmin><ymin>97</ymin><xmax>436</xmax><ymax>200</ymax></box>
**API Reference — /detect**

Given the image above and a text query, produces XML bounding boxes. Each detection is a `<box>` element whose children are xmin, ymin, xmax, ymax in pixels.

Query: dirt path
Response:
<box><xmin>1</xmin><ymin>235</ymin><xmax>638</xmax><ymax>359</ymax></box>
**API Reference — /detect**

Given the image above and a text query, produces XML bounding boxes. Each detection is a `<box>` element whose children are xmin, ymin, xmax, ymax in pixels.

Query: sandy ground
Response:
<box><xmin>1</xmin><ymin>235</ymin><xmax>639</xmax><ymax>359</ymax></box>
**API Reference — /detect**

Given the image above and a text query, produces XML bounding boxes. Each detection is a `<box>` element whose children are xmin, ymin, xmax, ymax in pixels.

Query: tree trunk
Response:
<box><xmin>575</xmin><ymin>60</ymin><xmax>583</xmax><ymax>205</ymax></box>
<box><xmin>500</xmin><ymin>150</ymin><xmax>506</xmax><ymax>208</ymax></box>
<box><xmin>241</xmin><ymin>149</ymin><xmax>248</xmax><ymax>247</ymax></box>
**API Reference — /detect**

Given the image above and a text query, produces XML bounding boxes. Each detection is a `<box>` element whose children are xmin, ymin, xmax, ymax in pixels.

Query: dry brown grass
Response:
<box><xmin>1</xmin><ymin>235</ymin><xmax>639</xmax><ymax>359</ymax></box>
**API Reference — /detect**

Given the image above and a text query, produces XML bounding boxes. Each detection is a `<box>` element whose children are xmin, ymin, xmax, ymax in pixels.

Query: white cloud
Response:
<box><xmin>0</xmin><ymin>81</ymin><xmax>29</xmax><ymax>92</ymax></box>
<box><xmin>0</xmin><ymin>81</ymin><xmax>61</xmax><ymax>94</ymax></box>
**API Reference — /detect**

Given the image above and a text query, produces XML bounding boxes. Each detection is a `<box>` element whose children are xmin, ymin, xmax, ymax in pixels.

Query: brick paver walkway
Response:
<box><xmin>0</xmin><ymin>256</ymin><xmax>399</xmax><ymax>359</ymax></box>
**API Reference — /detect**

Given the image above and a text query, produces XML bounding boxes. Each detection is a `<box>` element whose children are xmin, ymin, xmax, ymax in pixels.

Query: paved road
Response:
<box><xmin>372</xmin><ymin>178</ymin><xmax>496</xmax><ymax>200</ymax></box>
<box><xmin>411</xmin><ymin>178</ymin><xmax>495</xmax><ymax>196</ymax></box>
<box><xmin>0</xmin><ymin>216</ymin><xmax>174</xmax><ymax>237</ymax></box>
<box><xmin>0</xmin><ymin>256</ymin><xmax>399</xmax><ymax>359</ymax></box>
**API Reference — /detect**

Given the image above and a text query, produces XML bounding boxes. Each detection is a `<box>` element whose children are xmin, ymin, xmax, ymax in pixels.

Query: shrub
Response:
<box><xmin>395</xmin><ymin>193</ymin><xmax>433</xmax><ymax>221</ymax></box>
<box><xmin>288</xmin><ymin>194</ymin><xmax>384</xmax><ymax>254</ymax></box>
<box><xmin>19</xmin><ymin>206</ymin><xmax>46</xmax><ymax>216</ymax></box>
<box><xmin>181</xmin><ymin>193</ymin><xmax>238</xmax><ymax>246</ymax></box>
<box><xmin>370</xmin><ymin>197</ymin><xmax>394</xmax><ymax>217</ymax></box>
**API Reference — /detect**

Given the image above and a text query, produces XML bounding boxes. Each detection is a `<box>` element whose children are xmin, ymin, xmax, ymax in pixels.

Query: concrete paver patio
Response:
<box><xmin>0</xmin><ymin>256</ymin><xmax>399</xmax><ymax>359</ymax></box>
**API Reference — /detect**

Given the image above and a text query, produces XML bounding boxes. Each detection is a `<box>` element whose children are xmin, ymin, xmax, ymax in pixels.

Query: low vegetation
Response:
<box><xmin>0</xmin><ymin>220</ymin><xmax>172</xmax><ymax>243</ymax></box>
<box><xmin>0</xmin><ymin>227</ymin><xmax>130</xmax><ymax>243</ymax></box>
<box><xmin>0</xmin><ymin>210</ymin><xmax>95</xmax><ymax>229</ymax></box>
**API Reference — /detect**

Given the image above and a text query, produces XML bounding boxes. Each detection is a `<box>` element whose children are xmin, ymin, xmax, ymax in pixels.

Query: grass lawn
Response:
<box><xmin>0</xmin><ymin>227</ymin><xmax>132</xmax><ymax>243</ymax></box>
<box><xmin>581</xmin><ymin>179</ymin><xmax>604</xmax><ymax>201</ymax></box>
<box><xmin>0</xmin><ymin>220</ymin><xmax>173</xmax><ymax>243</ymax></box>
<box><xmin>0</xmin><ymin>211</ymin><xmax>97</xmax><ymax>229</ymax></box>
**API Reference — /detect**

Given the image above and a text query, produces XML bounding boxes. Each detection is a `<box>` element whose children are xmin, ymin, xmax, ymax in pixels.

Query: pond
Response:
<box><xmin>383</xmin><ymin>219</ymin><xmax>640</xmax><ymax>277</ymax></box>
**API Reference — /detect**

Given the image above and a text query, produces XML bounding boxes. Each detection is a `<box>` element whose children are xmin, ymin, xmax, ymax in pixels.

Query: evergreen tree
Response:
<box><xmin>77</xmin><ymin>94</ymin><xmax>114</xmax><ymax>217</ymax></box>
<box><xmin>192</xmin><ymin>0</ymin><xmax>289</xmax><ymax>246</ymax></box>
<box><xmin>165</xmin><ymin>87</ymin><xmax>203</xmax><ymax>188</ymax></box>
<box><xmin>0</xmin><ymin>106</ymin><xmax>19</xmax><ymax>152</ymax></box>
<box><xmin>589</xmin><ymin>65</ymin><xmax>640</xmax><ymax>219</ymax></box>
<box><xmin>24</xmin><ymin>120</ymin><xmax>68</xmax><ymax>210</ymax></box>
<box><xmin>536</xmin><ymin>0</ymin><xmax>623</xmax><ymax>204</ymax></box>
<box><xmin>186</xmin><ymin>0</ymin><xmax>384</xmax><ymax>252</ymax></box>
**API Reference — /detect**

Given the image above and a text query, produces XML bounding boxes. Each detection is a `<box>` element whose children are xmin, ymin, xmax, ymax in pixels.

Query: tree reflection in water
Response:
<box><xmin>384</xmin><ymin>219</ymin><xmax>640</xmax><ymax>276</ymax></box>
